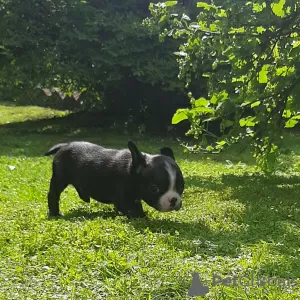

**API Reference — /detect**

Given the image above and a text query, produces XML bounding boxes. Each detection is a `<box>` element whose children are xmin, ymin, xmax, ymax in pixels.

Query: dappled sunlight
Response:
<box><xmin>0</xmin><ymin>104</ymin><xmax>68</xmax><ymax>125</ymax></box>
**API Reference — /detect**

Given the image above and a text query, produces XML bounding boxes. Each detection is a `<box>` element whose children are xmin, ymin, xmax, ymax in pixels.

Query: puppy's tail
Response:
<box><xmin>44</xmin><ymin>143</ymin><xmax>68</xmax><ymax>156</ymax></box>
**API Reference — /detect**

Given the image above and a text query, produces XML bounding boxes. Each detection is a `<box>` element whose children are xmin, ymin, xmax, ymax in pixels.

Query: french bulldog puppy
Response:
<box><xmin>45</xmin><ymin>141</ymin><xmax>184</xmax><ymax>218</ymax></box>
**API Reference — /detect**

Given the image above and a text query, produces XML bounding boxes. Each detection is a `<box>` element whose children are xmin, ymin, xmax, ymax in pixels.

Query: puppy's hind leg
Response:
<box><xmin>74</xmin><ymin>185</ymin><xmax>90</xmax><ymax>203</ymax></box>
<box><xmin>48</xmin><ymin>175</ymin><xmax>67</xmax><ymax>217</ymax></box>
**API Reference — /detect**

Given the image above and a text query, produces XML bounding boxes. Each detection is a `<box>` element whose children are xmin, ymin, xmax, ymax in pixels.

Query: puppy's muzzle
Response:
<box><xmin>157</xmin><ymin>192</ymin><xmax>182</xmax><ymax>212</ymax></box>
<box><xmin>170</xmin><ymin>197</ymin><xmax>182</xmax><ymax>211</ymax></box>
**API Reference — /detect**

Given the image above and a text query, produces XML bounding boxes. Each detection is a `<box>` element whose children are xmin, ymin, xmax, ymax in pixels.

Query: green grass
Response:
<box><xmin>1</xmin><ymin>102</ymin><xmax>300</xmax><ymax>299</ymax></box>
<box><xmin>0</xmin><ymin>102</ymin><xmax>68</xmax><ymax>125</ymax></box>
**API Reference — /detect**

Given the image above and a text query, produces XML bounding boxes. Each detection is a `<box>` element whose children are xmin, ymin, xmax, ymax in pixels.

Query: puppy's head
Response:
<box><xmin>128</xmin><ymin>141</ymin><xmax>184</xmax><ymax>212</ymax></box>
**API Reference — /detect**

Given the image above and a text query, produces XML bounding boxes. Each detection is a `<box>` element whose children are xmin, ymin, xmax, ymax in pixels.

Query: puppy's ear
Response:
<box><xmin>128</xmin><ymin>141</ymin><xmax>146</xmax><ymax>171</ymax></box>
<box><xmin>160</xmin><ymin>147</ymin><xmax>175</xmax><ymax>161</ymax></box>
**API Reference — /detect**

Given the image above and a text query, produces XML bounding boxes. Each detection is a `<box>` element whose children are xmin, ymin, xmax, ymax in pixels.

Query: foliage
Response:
<box><xmin>1</xmin><ymin>105</ymin><xmax>300</xmax><ymax>298</ymax></box>
<box><xmin>0</xmin><ymin>0</ymin><xmax>188</xmax><ymax>128</ymax></box>
<box><xmin>148</xmin><ymin>0</ymin><xmax>300</xmax><ymax>172</ymax></box>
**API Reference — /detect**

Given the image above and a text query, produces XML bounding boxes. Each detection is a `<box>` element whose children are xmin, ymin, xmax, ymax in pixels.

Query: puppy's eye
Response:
<box><xmin>149</xmin><ymin>184</ymin><xmax>160</xmax><ymax>194</ymax></box>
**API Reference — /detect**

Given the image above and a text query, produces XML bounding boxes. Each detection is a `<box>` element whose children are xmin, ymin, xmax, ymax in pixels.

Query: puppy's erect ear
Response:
<box><xmin>160</xmin><ymin>147</ymin><xmax>175</xmax><ymax>161</ymax></box>
<box><xmin>128</xmin><ymin>141</ymin><xmax>146</xmax><ymax>171</ymax></box>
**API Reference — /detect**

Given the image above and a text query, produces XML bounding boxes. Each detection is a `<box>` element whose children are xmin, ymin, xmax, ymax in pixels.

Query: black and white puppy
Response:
<box><xmin>45</xmin><ymin>141</ymin><xmax>184</xmax><ymax>218</ymax></box>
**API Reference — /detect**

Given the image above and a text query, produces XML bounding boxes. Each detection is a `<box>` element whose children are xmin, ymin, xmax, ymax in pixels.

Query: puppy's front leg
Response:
<box><xmin>114</xmin><ymin>199</ymin><xmax>146</xmax><ymax>218</ymax></box>
<box><xmin>128</xmin><ymin>200</ymin><xmax>146</xmax><ymax>218</ymax></box>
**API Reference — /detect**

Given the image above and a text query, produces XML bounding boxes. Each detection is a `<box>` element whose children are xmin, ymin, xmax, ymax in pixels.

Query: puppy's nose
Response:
<box><xmin>170</xmin><ymin>197</ymin><xmax>177</xmax><ymax>207</ymax></box>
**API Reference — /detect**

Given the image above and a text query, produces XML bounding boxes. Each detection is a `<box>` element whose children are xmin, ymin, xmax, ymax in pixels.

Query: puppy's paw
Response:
<box><xmin>48</xmin><ymin>212</ymin><xmax>63</xmax><ymax>219</ymax></box>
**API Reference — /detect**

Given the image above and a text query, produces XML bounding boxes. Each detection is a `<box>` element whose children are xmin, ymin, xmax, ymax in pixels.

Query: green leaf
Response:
<box><xmin>292</xmin><ymin>41</ymin><xmax>300</xmax><ymax>48</ymax></box>
<box><xmin>285</xmin><ymin>118</ymin><xmax>298</xmax><ymax>128</ymax></box>
<box><xmin>251</xmin><ymin>101</ymin><xmax>261</xmax><ymax>108</ymax></box>
<box><xmin>210</xmin><ymin>24</ymin><xmax>218</xmax><ymax>32</ymax></box>
<box><xmin>252</xmin><ymin>3</ymin><xmax>266</xmax><ymax>12</ymax></box>
<box><xmin>202</xmin><ymin>73</ymin><xmax>211</xmax><ymax>78</ymax></box>
<box><xmin>210</xmin><ymin>95</ymin><xmax>218</xmax><ymax>104</ymax></box>
<box><xmin>212</xmin><ymin>60</ymin><xmax>218</xmax><ymax>70</ymax></box>
<box><xmin>217</xmin><ymin>9</ymin><xmax>227</xmax><ymax>17</ymax></box>
<box><xmin>282</xmin><ymin>109</ymin><xmax>291</xmax><ymax>118</ymax></box>
<box><xmin>209</xmin><ymin>91</ymin><xmax>228</xmax><ymax>105</ymax></box>
<box><xmin>276</xmin><ymin>66</ymin><xmax>288</xmax><ymax>76</ymax></box>
<box><xmin>239</xmin><ymin>119</ymin><xmax>247</xmax><ymax>127</ymax></box>
<box><xmin>271</xmin><ymin>0</ymin><xmax>286</xmax><ymax>17</ymax></box>
<box><xmin>172</xmin><ymin>109</ymin><xmax>188</xmax><ymax>124</ymax></box>
<box><xmin>258</xmin><ymin>65</ymin><xmax>269</xmax><ymax>83</ymax></box>
<box><xmin>194</xmin><ymin>107</ymin><xmax>215</xmax><ymax>114</ymax></box>
<box><xmin>159</xmin><ymin>15</ymin><xmax>167</xmax><ymax>23</ymax></box>
<box><xmin>195</xmin><ymin>97</ymin><xmax>209</xmax><ymax>107</ymax></box>
<box><xmin>165</xmin><ymin>1</ymin><xmax>178</xmax><ymax>7</ymax></box>
<box><xmin>232</xmin><ymin>76</ymin><xmax>247</xmax><ymax>83</ymax></box>
<box><xmin>197</xmin><ymin>2</ymin><xmax>216</xmax><ymax>10</ymax></box>
<box><xmin>239</xmin><ymin>117</ymin><xmax>257</xmax><ymax>127</ymax></box>
<box><xmin>229</xmin><ymin>27</ymin><xmax>245</xmax><ymax>34</ymax></box>
<box><xmin>273</xmin><ymin>43</ymin><xmax>279</xmax><ymax>58</ymax></box>
<box><xmin>256</xmin><ymin>26</ymin><xmax>266</xmax><ymax>34</ymax></box>
<box><xmin>241</xmin><ymin>101</ymin><xmax>251</xmax><ymax>107</ymax></box>
<box><xmin>219</xmin><ymin>90</ymin><xmax>228</xmax><ymax>101</ymax></box>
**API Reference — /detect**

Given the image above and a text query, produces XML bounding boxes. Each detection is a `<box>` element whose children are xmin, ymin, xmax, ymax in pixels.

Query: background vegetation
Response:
<box><xmin>0</xmin><ymin>0</ymin><xmax>197</xmax><ymax>133</ymax></box>
<box><xmin>148</xmin><ymin>0</ymin><xmax>300</xmax><ymax>171</ymax></box>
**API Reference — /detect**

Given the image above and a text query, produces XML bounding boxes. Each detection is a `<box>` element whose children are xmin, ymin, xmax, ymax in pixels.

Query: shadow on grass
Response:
<box><xmin>185</xmin><ymin>173</ymin><xmax>300</xmax><ymax>193</ymax></box>
<box><xmin>0</xmin><ymin>110</ymin><xmax>113</xmax><ymax>131</ymax></box>
<box><xmin>0</xmin><ymin>112</ymin><xmax>188</xmax><ymax>158</ymax></box>
<box><xmin>130</xmin><ymin>173</ymin><xmax>300</xmax><ymax>277</ymax></box>
<box><xmin>54</xmin><ymin>173</ymin><xmax>300</xmax><ymax>270</ymax></box>
<box><xmin>0</xmin><ymin>105</ymin><xmax>256</xmax><ymax>164</ymax></box>
<box><xmin>59</xmin><ymin>208</ymin><xmax>120</xmax><ymax>220</ymax></box>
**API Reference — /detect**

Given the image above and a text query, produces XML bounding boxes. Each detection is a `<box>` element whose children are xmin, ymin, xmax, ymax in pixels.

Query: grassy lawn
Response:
<box><xmin>1</xmin><ymin>102</ymin><xmax>300</xmax><ymax>299</ymax></box>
